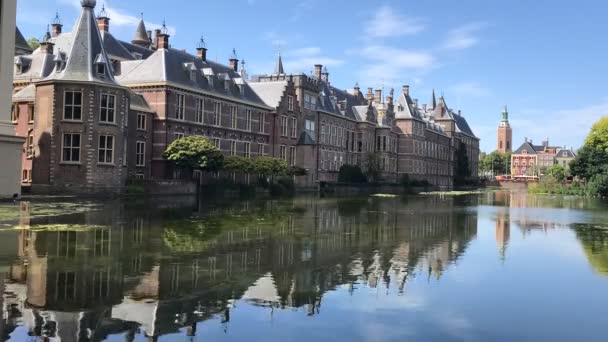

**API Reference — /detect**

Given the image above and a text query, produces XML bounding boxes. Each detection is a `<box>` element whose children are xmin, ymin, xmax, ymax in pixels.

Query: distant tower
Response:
<box><xmin>497</xmin><ymin>105</ymin><xmax>512</xmax><ymax>153</ymax></box>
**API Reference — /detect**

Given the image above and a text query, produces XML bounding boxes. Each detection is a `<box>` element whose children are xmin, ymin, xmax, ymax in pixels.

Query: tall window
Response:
<box><xmin>288</xmin><ymin>95</ymin><xmax>294</xmax><ymax>111</ymax></box>
<box><xmin>64</xmin><ymin>91</ymin><xmax>82</xmax><ymax>120</ymax></box>
<box><xmin>136</xmin><ymin>141</ymin><xmax>145</xmax><ymax>166</ymax></box>
<box><xmin>98</xmin><ymin>135</ymin><xmax>114</xmax><ymax>164</ymax></box>
<box><xmin>258</xmin><ymin>143</ymin><xmax>265</xmax><ymax>156</ymax></box>
<box><xmin>10</xmin><ymin>105</ymin><xmax>18</xmax><ymax>122</ymax></box>
<box><xmin>62</xmin><ymin>133</ymin><xmax>80</xmax><ymax>163</ymax></box>
<box><xmin>212</xmin><ymin>138</ymin><xmax>221</xmax><ymax>148</ymax></box>
<box><xmin>246</xmin><ymin>109</ymin><xmax>252</xmax><ymax>131</ymax></box>
<box><xmin>289</xmin><ymin>146</ymin><xmax>296</xmax><ymax>166</ymax></box>
<box><xmin>244</xmin><ymin>142</ymin><xmax>251</xmax><ymax>158</ymax></box>
<box><xmin>26</xmin><ymin>133</ymin><xmax>34</xmax><ymax>158</ymax></box>
<box><xmin>175</xmin><ymin>93</ymin><xmax>185</xmax><ymax>120</ymax></box>
<box><xmin>280</xmin><ymin>145</ymin><xmax>287</xmax><ymax>161</ymax></box>
<box><xmin>305</xmin><ymin>119</ymin><xmax>315</xmax><ymax>132</ymax></box>
<box><xmin>100</xmin><ymin>93</ymin><xmax>116</xmax><ymax>123</ymax></box>
<box><xmin>231</xmin><ymin>106</ymin><xmax>238</xmax><ymax>128</ymax></box>
<box><xmin>137</xmin><ymin>113</ymin><xmax>146</xmax><ymax>130</ymax></box>
<box><xmin>174</xmin><ymin>132</ymin><xmax>184</xmax><ymax>141</ymax></box>
<box><xmin>230</xmin><ymin>140</ymin><xmax>237</xmax><ymax>156</ymax></box>
<box><xmin>259</xmin><ymin>112</ymin><xmax>265</xmax><ymax>133</ymax></box>
<box><xmin>195</xmin><ymin>98</ymin><xmax>204</xmax><ymax>123</ymax></box>
<box><xmin>291</xmin><ymin>117</ymin><xmax>297</xmax><ymax>138</ymax></box>
<box><xmin>214</xmin><ymin>102</ymin><xmax>221</xmax><ymax>125</ymax></box>
<box><xmin>28</xmin><ymin>104</ymin><xmax>35</xmax><ymax>122</ymax></box>
<box><xmin>281</xmin><ymin>115</ymin><xmax>288</xmax><ymax>136</ymax></box>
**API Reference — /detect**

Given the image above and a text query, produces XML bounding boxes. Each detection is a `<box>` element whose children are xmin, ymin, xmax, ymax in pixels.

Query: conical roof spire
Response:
<box><xmin>132</xmin><ymin>14</ymin><xmax>150</xmax><ymax>46</ymax></box>
<box><xmin>274</xmin><ymin>50</ymin><xmax>284</xmax><ymax>74</ymax></box>
<box><xmin>430</xmin><ymin>89</ymin><xmax>437</xmax><ymax>110</ymax></box>
<box><xmin>502</xmin><ymin>105</ymin><xmax>509</xmax><ymax>122</ymax></box>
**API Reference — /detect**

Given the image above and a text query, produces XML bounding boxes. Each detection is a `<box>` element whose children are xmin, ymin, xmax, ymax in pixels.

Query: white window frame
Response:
<box><xmin>230</xmin><ymin>140</ymin><xmax>237</xmax><ymax>156</ymax></box>
<box><xmin>279</xmin><ymin>145</ymin><xmax>287</xmax><ymax>161</ymax></box>
<box><xmin>136</xmin><ymin>141</ymin><xmax>146</xmax><ymax>167</ymax></box>
<box><xmin>281</xmin><ymin>115</ymin><xmax>288</xmax><ymax>137</ymax></box>
<box><xmin>137</xmin><ymin>113</ymin><xmax>146</xmax><ymax>130</ymax></box>
<box><xmin>291</xmin><ymin>117</ymin><xmax>297</xmax><ymax>138</ymax></box>
<box><xmin>61</xmin><ymin>133</ymin><xmax>81</xmax><ymax>163</ymax></box>
<box><xmin>100</xmin><ymin>93</ymin><xmax>116</xmax><ymax>123</ymax></box>
<box><xmin>258</xmin><ymin>143</ymin><xmax>265</xmax><ymax>156</ymax></box>
<box><xmin>288</xmin><ymin>95</ymin><xmax>294</xmax><ymax>111</ymax></box>
<box><xmin>63</xmin><ymin>91</ymin><xmax>83</xmax><ymax>121</ymax></box>
<box><xmin>246</xmin><ymin>109</ymin><xmax>252</xmax><ymax>131</ymax></box>
<box><xmin>259</xmin><ymin>112</ymin><xmax>265</xmax><ymax>133</ymax></box>
<box><xmin>212</xmin><ymin>138</ymin><xmax>221</xmax><ymax>148</ymax></box>
<box><xmin>195</xmin><ymin>98</ymin><xmax>204</xmax><ymax>123</ymax></box>
<box><xmin>175</xmin><ymin>93</ymin><xmax>186</xmax><ymax>120</ymax></box>
<box><xmin>289</xmin><ymin>146</ymin><xmax>296</xmax><ymax>166</ymax></box>
<box><xmin>98</xmin><ymin>135</ymin><xmax>114</xmax><ymax>165</ymax></box>
<box><xmin>231</xmin><ymin>106</ymin><xmax>238</xmax><ymax>129</ymax></box>
<box><xmin>26</xmin><ymin>133</ymin><xmax>34</xmax><ymax>158</ymax></box>
<box><xmin>244</xmin><ymin>142</ymin><xmax>251</xmax><ymax>158</ymax></box>
<box><xmin>214</xmin><ymin>102</ymin><xmax>221</xmax><ymax>126</ymax></box>
<box><xmin>175</xmin><ymin>132</ymin><xmax>184</xmax><ymax>141</ymax></box>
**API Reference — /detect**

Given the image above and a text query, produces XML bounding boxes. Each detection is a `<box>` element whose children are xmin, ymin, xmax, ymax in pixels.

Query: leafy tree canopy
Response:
<box><xmin>162</xmin><ymin>136</ymin><xmax>223</xmax><ymax>172</ymax></box>
<box><xmin>27</xmin><ymin>38</ymin><xmax>40</xmax><ymax>49</ymax></box>
<box><xmin>585</xmin><ymin>117</ymin><xmax>608</xmax><ymax>152</ymax></box>
<box><xmin>545</xmin><ymin>164</ymin><xmax>566</xmax><ymax>181</ymax></box>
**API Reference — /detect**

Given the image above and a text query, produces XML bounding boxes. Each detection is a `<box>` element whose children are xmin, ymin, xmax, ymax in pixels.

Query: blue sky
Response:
<box><xmin>16</xmin><ymin>0</ymin><xmax>608</xmax><ymax>152</ymax></box>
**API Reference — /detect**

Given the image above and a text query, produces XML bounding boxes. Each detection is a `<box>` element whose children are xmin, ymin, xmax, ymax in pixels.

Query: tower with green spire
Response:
<box><xmin>497</xmin><ymin>105</ymin><xmax>512</xmax><ymax>153</ymax></box>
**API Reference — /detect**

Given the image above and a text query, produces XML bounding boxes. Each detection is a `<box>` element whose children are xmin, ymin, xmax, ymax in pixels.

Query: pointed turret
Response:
<box><xmin>49</xmin><ymin>0</ymin><xmax>116</xmax><ymax>84</ymax></box>
<box><xmin>274</xmin><ymin>50</ymin><xmax>284</xmax><ymax>74</ymax></box>
<box><xmin>429</xmin><ymin>89</ymin><xmax>437</xmax><ymax>110</ymax></box>
<box><xmin>502</xmin><ymin>105</ymin><xmax>509</xmax><ymax>122</ymax></box>
<box><xmin>132</xmin><ymin>15</ymin><xmax>151</xmax><ymax>47</ymax></box>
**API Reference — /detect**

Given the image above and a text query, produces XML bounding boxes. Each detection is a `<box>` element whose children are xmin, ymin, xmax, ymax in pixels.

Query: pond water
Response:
<box><xmin>1</xmin><ymin>192</ymin><xmax>608</xmax><ymax>341</ymax></box>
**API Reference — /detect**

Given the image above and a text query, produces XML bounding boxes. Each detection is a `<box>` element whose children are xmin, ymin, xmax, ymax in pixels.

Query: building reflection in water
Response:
<box><xmin>1</xmin><ymin>195</ymin><xmax>477</xmax><ymax>341</ymax></box>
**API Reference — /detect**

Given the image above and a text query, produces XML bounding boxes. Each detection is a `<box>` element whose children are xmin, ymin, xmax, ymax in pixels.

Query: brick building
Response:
<box><xmin>511</xmin><ymin>138</ymin><xmax>565</xmax><ymax>177</ymax></box>
<box><xmin>11</xmin><ymin>0</ymin><xmax>480</xmax><ymax>193</ymax></box>
<box><xmin>497</xmin><ymin>105</ymin><xmax>512</xmax><ymax>153</ymax></box>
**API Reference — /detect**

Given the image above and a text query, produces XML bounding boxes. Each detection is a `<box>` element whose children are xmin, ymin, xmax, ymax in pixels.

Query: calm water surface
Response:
<box><xmin>1</xmin><ymin>192</ymin><xmax>608</xmax><ymax>341</ymax></box>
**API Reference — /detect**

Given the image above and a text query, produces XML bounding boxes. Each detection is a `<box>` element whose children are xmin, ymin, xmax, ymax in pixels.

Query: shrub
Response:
<box><xmin>587</xmin><ymin>173</ymin><xmax>608</xmax><ymax>197</ymax></box>
<box><xmin>338</xmin><ymin>165</ymin><xmax>367</xmax><ymax>183</ymax></box>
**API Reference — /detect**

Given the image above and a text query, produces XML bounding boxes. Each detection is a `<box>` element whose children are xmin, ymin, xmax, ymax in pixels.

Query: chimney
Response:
<box><xmin>51</xmin><ymin>12</ymin><xmax>63</xmax><ymax>38</ymax></box>
<box><xmin>314</xmin><ymin>64</ymin><xmax>322</xmax><ymax>79</ymax></box>
<box><xmin>422</xmin><ymin>103</ymin><xmax>427</xmax><ymax>111</ymax></box>
<box><xmin>353</xmin><ymin>83</ymin><xmax>361</xmax><ymax>101</ymax></box>
<box><xmin>40</xmin><ymin>40</ymin><xmax>54</xmax><ymax>54</ymax></box>
<box><xmin>156</xmin><ymin>28</ymin><xmax>169</xmax><ymax>50</ymax></box>
<box><xmin>96</xmin><ymin>4</ymin><xmax>110</xmax><ymax>32</ymax></box>
<box><xmin>321</xmin><ymin>66</ymin><xmax>329</xmax><ymax>83</ymax></box>
<box><xmin>374</xmin><ymin>89</ymin><xmax>382</xmax><ymax>104</ymax></box>
<box><xmin>196</xmin><ymin>37</ymin><xmax>207</xmax><ymax>61</ymax></box>
<box><xmin>402</xmin><ymin>85</ymin><xmax>410</xmax><ymax>96</ymax></box>
<box><xmin>146</xmin><ymin>30</ymin><xmax>152</xmax><ymax>41</ymax></box>
<box><xmin>229</xmin><ymin>48</ymin><xmax>239</xmax><ymax>72</ymax></box>
<box><xmin>386</xmin><ymin>89</ymin><xmax>394</xmax><ymax>104</ymax></box>
<box><xmin>366</xmin><ymin>87</ymin><xmax>373</xmax><ymax>101</ymax></box>
<box><xmin>458</xmin><ymin>110</ymin><xmax>462</xmax><ymax>116</ymax></box>
<box><xmin>153</xmin><ymin>29</ymin><xmax>161</xmax><ymax>48</ymax></box>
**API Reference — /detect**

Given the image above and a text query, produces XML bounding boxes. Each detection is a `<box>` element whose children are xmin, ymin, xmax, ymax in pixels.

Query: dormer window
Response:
<box><xmin>94</xmin><ymin>53</ymin><xmax>108</xmax><ymax>77</ymax></box>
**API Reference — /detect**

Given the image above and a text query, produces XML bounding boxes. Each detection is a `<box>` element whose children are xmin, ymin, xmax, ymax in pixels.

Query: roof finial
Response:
<box><xmin>98</xmin><ymin>3</ymin><xmax>108</xmax><ymax>18</ymax></box>
<box><xmin>231</xmin><ymin>48</ymin><xmax>237</xmax><ymax>59</ymax></box>
<box><xmin>141</xmin><ymin>12</ymin><xmax>144</xmax><ymax>20</ymax></box>
<box><xmin>160</xmin><ymin>19</ymin><xmax>169</xmax><ymax>35</ymax></box>
<box><xmin>53</xmin><ymin>11</ymin><xmax>61</xmax><ymax>25</ymax></box>
<box><xmin>198</xmin><ymin>36</ymin><xmax>207</xmax><ymax>49</ymax></box>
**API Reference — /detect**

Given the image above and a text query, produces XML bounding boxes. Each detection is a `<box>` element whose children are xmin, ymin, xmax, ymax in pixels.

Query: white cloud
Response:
<box><xmin>365</xmin><ymin>5</ymin><xmax>425</xmax><ymax>39</ymax></box>
<box><xmin>58</xmin><ymin>0</ymin><xmax>176</xmax><ymax>35</ymax></box>
<box><xmin>509</xmin><ymin>100</ymin><xmax>608</xmax><ymax>150</ymax></box>
<box><xmin>351</xmin><ymin>45</ymin><xmax>435</xmax><ymax>84</ymax></box>
<box><xmin>283</xmin><ymin>46</ymin><xmax>344</xmax><ymax>74</ymax></box>
<box><xmin>449</xmin><ymin>82</ymin><xmax>491</xmax><ymax>97</ymax></box>
<box><xmin>442</xmin><ymin>22</ymin><xmax>485</xmax><ymax>50</ymax></box>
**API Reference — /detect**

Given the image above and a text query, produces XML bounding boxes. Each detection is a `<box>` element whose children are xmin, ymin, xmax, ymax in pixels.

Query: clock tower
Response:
<box><xmin>497</xmin><ymin>105</ymin><xmax>512</xmax><ymax>153</ymax></box>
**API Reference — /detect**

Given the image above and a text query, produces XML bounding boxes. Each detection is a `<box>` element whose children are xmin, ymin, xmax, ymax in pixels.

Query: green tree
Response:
<box><xmin>587</xmin><ymin>173</ymin><xmax>608</xmax><ymax>198</ymax></box>
<box><xmin>253</xmin><ymin>156</ymin><xmax>288</xmax><ymax>179</ymax></box>
<box><xmin>585</xmin><ymin>117</ymin><xmax>608</xmax><ymax>153</ymax></box>
<box><xmin>338</xmin><ymin>164</ymin><xmax>366</xmax><ymax>183</ymax></box>
<box><xmin>570</xmin><ymin>146</ymin><xmax>608</xmax><ymax>180</ymax></box>
<box><xmin>288</xmin><ymin>166</ymin><xmax>308</xmax><ymax>176</ymax></box>
<box><xmin>223</xmin><ymin>155</ymin><xmax>254</xmax><ymax>173</ymax></box>
<box><xmin>545</xmin><ymin>164</ymin><xmax>566</xmax><ymax>181</ymax></box>
<box><xmin>27</xmin><ymin>38</ymin><xmax>40</xmax><ymax>49</ymax></box>
<box><xmin>162</xmin><ymin>136</ymin><xmax>224</xmax><ymax>172</ymax></box>
<box><xmin>480</xmin><ymin>151</ymin><xmax>511</xmax><ymax>175</ymax></box>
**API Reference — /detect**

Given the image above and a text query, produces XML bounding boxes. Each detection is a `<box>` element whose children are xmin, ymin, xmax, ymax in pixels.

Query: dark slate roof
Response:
<box><xmin>15</xmin><ymin>27</ymin><xmax>33</xmax><ymax>55</ymax></box>
<box><xmin>395</xmin><ymin>91</ymin><xmax>422</xmax><ymax>120</ymax></box>
<box><xmin>118</xmin><ymin>40</ymin><xmax>154</xmax><ymax>59</ymax></box>
<box><xmin>12</xmin><ymin>84</ymin><xmax>36</xmax><ymax>102</ymax></box>
<box><xmin>100</xmin><ymin>31</ymin><xmax>135</xmax><ymax>61</ymax></box>
<box><xmin>132</xmin><ymin>19</ymin><xmax>150</xmax><ymax>45</ymax></box>
<box><xmin>556</xmin><ymin>149</ymin><xmax>576</xmax><ymax>158</ymax></box>
<box><xmin>129</xmin><ymin>92</ymin><xmax>154</xmax><ymax>112</ymax></box>
<box><xmin>451</xmin><ymin>111</ymin><xmax>478</xmax><ymax>139</ymax></box>
<box><xmin>116</xmin><ymin>48</ymin><xmax>269</xmax><ymax>108</ymax></box>
<box><xmin>297</xmin><ymin>130</ymin><xmax>316</xmax><ymax>145</ymax></box>
<box><xmin>248</xmin><ymin>81</ymin><xmax>288</xmax><ymax>108</ymax></box>
<box><xmin>13</xmin><ymin>51</ymin><xmax>55</xmax><ymax>82</ymax></box>
<box><xmin>514</xmin><ymin>141</ymin><xmax>538</xmax><ymax>154</ymax></box>
<box><xmin>46</xmin><ymin>3</ymin><xmax>117</xmax><ymax>85</ymax></box>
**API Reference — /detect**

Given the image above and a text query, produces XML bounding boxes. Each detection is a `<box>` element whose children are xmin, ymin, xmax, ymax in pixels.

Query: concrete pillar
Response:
<box><xmin>0</xmin><ymin>0</ymin><xmax>26</xmax><ymax>199</ymax></box>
